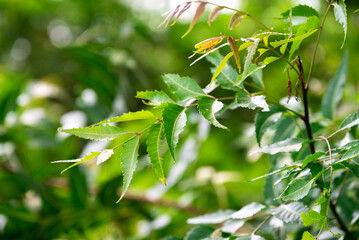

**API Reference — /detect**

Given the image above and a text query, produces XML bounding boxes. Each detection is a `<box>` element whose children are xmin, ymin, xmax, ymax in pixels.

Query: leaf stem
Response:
<box><xmin>252</xmin><ymin>215</ymin><xmax>271</xmax><ymax>235</ymax></box>
<box><xmin>306</xmin><ymin>2</ymin><xmax>332</xmax><ymax>88</ymax></box>
<box><xmin>333</xmin><ymin>169</ymin><xmax>350</xmax><ymax>206</ymax></box>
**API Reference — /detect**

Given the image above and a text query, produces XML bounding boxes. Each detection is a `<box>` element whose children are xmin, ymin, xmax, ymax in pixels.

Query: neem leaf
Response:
<box><xmin>96</xmin><ymin>110</ymin><xmax>156</xmax><ymax>125</ymax></box>
<box><xmin>236</xmin><ymin>39</ymin><xmax>259</xmax><ymax>85</ymax></box>
<box><xmin>52</xmin><ymin>152</ymin><xmax>101</xmax><ymax>174</ymax></box>
<box><xmin>96</xmin><ymin>149</ymin><xmax>114</xmax><ymax>165</ymax></box>
<box><xmin>117</xmin><ymin>136</ymin><xmax>140</xmax><ymax>203</ymax></box>
<box><xmin>338</xmin><ymin>111</ymin><xmax>359</xmax><ymax>131</ymax></box>
<box><xmin>210</xmin><ymin>51</ymin><xmax>233</xmax><ymax>86</ymax></box>
<box><xmin>251</xmin><ymin>138</ymin><xmax>305</xmax><ymax>155</ymax></box>
<box><xmin>208</xmin><ymin>6</ymin><xmax>224</xmax><ymax>25</ymax></box>
<box><xmin>270</xmin><ymin>28</ymin><xmax>318</xmax><ymax>48</ymax></box>
<box><xmin>339</xmin><ymin>144</ymin><xmax>359</xmax><ymax>162</ymax></box>
<box><xmin>280</xmin><ymin>178</ymin><xmax>314</xmax><ymax>201</ymax></box>
<box><xmin>187</xmin><ymin>210</ymin><xmax>234</xmax><ymax>224</ymax></box>
<box><xmin>281</xmin><ymin>5</ymin><xmax>319</xmax><ymax>18</ymax></box>
<box><xmin>248</xmin><ymin>165</ymin><xmax>298</xmax><ymax>182</ymax></box>
<box><xmin>302</xmin><ymin>152</ymin><xmax>325</xmax><ymax>168</ymax></box>
<box><xmin>184</xmin><ymin>225</ymin><xmax>214</xmax><ymax>240</ymax></box>
<box><xmin>321</xmin><ymin>50</ymin><xmax>348</xmax><ymax>120</ymax></box>
<box><xmin>59</xmin><ymin>125</ymin><xmax>130</xmax><ymax>141</ymax></box>
<box><xmin>221</xmin><ymin>219</ymin><xmax>245</xmax><ymax>234</ymax></box>
<box><xmin>136</xmin><ymin>90</ymin><xmax>173</xmax><ymax>106</ymax></box>
<box><xmin>197</xmin><ymin>96</ymin><xmax>227</xmax><ymax>130</ymax></box>
<box><xmin>228</xmin><ymin>37</ymin><xmax>241</xmax><ymax>73</ymax></box>
<box><xmin>163</xmin><ymin>103</ymin><xmax>187</xmax><ymax>160</ymax></box>
<box><xmin>231</xmin><ymin>202</ymin><xmax>266</xmax><ymax>219</ymax></box>
<box><xmin>146</xmin><ymin>123</ymin><xmax>166</xmax><ymax>185</ymax></box>
<box><xmin>229</xmin><ymin>11</ymin><xmax>246</xmax><ymax>30</ymax></box>
<box><xmin>254</xmin><ymin>106</ymin><xmax>283</xmax><ymax>146</ymax></box>
<box><xmin>301</xmin><ymin>231</ymin><xmax>315</xmax><ymax>240</ymax></box>
<box><xmin>172</xmin><ymin>2</ymin><xmax>192</xmax><ymax>26</ymax></box>
<box><xmin>182</xmin><ymin>2</ymin><xmax>207</xmax><ymax>38</ymax></box>
<box><xmin>236</xmin><ymin>91</ymin><xmax>269</xmax><ymax>112</ymax></box>
<box><xmin>301</xmin><ymin>210</ymin><xmax>323</xmax><ymax>226</ymax></box>
<box><xmin>272</xmin><ymin>202</ymin><xmax>309</xmax><ymax>224</ymax></box>
<box><xmin>162</xmin><ymin>74</ymin><xmax>205</xmax><ymax>101</ymax></box>
<box><xmin>206</xmin><ymin>51</ymin><xmax>242</xmax><ymax>91</ymax></box>
<box><xmin>333</xmin><ymin>0</ymin><xmax>347</xmax><ymax>48</ymax></box>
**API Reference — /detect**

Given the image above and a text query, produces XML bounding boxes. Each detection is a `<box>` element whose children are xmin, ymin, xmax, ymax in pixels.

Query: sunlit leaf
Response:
<box><xmin>162</xmin><ymin>74</ymin><xmax>206</xmax><ymax>101</ymax></box>
<box><xmin>248</xmin><ymin>165</ymin><xmax>298</xmax><ymax>182</ymax></box>
<box><xmin>339</xmin><ymin>144</ymin><xmax>359</xmax><ymax>162</ymax></box>
<box><xmin>163</xmin><ymin>103</ymin><xmax>187</xmax><ymax>160</ymax></box>
<box><xmin>231</xmin><ymin>202</ymin><xmax>266</xmax><ymax>219</ymax></box>
<box><xmin>301</xmin><ymin>231</ymin><xmax>315</xmax><ymax>240</ymax></box>
<box><xmin>117</xmin><ymin>136</ymin><xmax>140</xmax><ymax>202</ymax></box>
<box><xmin>194</xmin><ymin>36</ymin><xmax>224</xmax><ymax>54</ymax></box>
<box><xmin>281</xmin><ymin>5</ymin><xmax>319</xmax><ymax>19</ymax></box>
<box><xmin>321</xmin><ymin>50</ymin><xmax>348</xmax><ymax>120</ymax></box>
<box><xmin>96</xmin><ymin>110</ymin><xmax>156</xmax><ymax>125</ymax></box>
<box><xmin>333</xmin><ymin>0</ymin><xmax>347</xmax><ymax>48</ymax></box>
<box><xmin>236</xmin><ymin>39</ymin><xmax>259</xmax><ymax>84</ymax></box>
<box><xmin>187</xmin><ymin>210</ymin><xmax>234</xmax><ymax>224</ymax></box>
<box><xmin>197</xmin><ymin>96</ymin><xmax>228</xmax><ymax>130</ymax></box>
<box><xmin>136</xmin><ymin>90</ymin><xmax>173</xmax><ymax>106</ymax></box>
<box><xmin>236</xmin><ymin>91</ymin><xmax>269</xmax><ymax>112</ymax></box>
<box><xmin>210</xmin><ymin>51</ymin><xmax>233</xmax><ymax>86</ymax></box>
<box><xmin>96</xmin><ymin>149</ymin><xmax>114</xmax><ymax>165</ymax></box>
<box><xmin>52</xmin><ymin>152</ymin><xmax>101</xmax><ymax>174</ymax></box>
<box><xmin>272</xmin><ymin>202</ymin><xmax>309</xmax><ymax>224</ymax></box>
<box><xmin>221</xmin><ymin>219</ymin><xmax>245</xmax><ymax>234</ymax></box>
<box><xmin>229</xmin><ymin>11</ymin><xmax>246</xmax><ymax>30</ymax></box>
<box><xmin>172</xmin><ymin>2</ymin><xmax>192</xmax><ymax>26</ymax></box>
<box><xmin>208</xmin><ymin>6</ymin><xmax>224</xmax><ymax>25</ymax></box>
<box><xmin>280</xmin><ymin>178</ymin><xmax>314</xmax><ymax>201</ymax></box>
<box><xmin>270</xmin><ymin>28</ymin><xmax>318</xmax><ymax>48</ymax></box>
<box><xmin>251</xmin><ymin>138</ymin><xmax>305</xmax><ymax>155</ymax></box>
<box><xmin>301</xmin><ymin>210</ymin><xmax>323</xmax><ymax>226</ymax></box>
<box><xmin>182</xmin><ymin>2</ymin><xmax>207</xmax><ymax>38</ymax></box>
<box><xmin>147</xmin><ymin>123</ymin><xmax>166</xmax><ymax>185</ymax></box>
<box><xmin>59</xmin><ymin>125</ymin><xmax>130</xmax><ymax>141</ymax></box>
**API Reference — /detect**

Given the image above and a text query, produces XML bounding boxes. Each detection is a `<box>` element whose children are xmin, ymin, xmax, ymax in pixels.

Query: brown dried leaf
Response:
<box><xmin>171</xmin><ymin>2</ymin><xmax>192</xmax><ymax>26</ymax></box>
<box><xmin>229</xmin><ymin>11</ymin><xmax>246</xmax><ymax>30</ymax></box>
<box><xmin>227</xmin><ymin>37</ymin><xmax>241</xmax><ymax>73</ymax></box>
<box><xmin>182</xmin><ymin>2</ymin><xmax>207</xmax><ymax>38</ymax></box>
<box><xmin>208</xmin><ymin>6</ymin><xmax>224</xmax><ymax>26</ymax></box>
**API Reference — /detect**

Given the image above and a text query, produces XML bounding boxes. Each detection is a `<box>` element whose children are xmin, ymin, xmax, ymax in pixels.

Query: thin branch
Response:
<box><xmin>252</xmin><ymin>215</ymin><xmax>271</xmax><ymax>235</ymax></box>
<box><xmin>333</xmin><ymin>169</ymin><xmax>350</xmax><ymax>206</ymax></box>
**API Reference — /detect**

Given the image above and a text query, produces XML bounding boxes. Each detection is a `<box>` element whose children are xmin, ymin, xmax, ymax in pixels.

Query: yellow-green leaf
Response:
<box><xmin>210</xmin><ymin>52</ymin><xmax>233</xmax><ymax>86</ymax></box>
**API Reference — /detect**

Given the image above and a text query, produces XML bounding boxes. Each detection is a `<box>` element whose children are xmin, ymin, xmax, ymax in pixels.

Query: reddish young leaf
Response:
<box><xmin>194</xmin><ymin>35</ymin><xmax>225</xmax><ymax>54</ymax></box>
<box><xmin>171</xmin><ymin>2</ymin><xmax>192</xmax><ymax>26</ymax></box>
<box><xmin>227</xmin><ymin>37</ymin><xmax>241</xmax><ymax>73</ymax></box>
<box><xmin>229</xmin><ymin>11</ymin><xmax>246</xmax><ymax>30</ymax></box>
<box><xmin>208</xmin><ymin>6</ymin><xmax>224</xmax><ymax>25</ymax></box>
<box><xmin>182</xmin><ymin>2</ymin><xmax>207</xmax><ymax>38</ymax></box>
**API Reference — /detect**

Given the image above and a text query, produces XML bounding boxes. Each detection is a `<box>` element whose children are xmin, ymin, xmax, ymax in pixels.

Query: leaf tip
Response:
<box><xmin>160</xmin><ymin>178</ymin><xmax>167</xmax><ymax>185</ymax></box>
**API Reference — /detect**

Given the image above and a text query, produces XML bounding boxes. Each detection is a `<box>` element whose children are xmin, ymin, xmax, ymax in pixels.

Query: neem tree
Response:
<box><xmin>54</xmin><ymin>1</ymin><xmax>359</xmax><ymax>239</ymax></box>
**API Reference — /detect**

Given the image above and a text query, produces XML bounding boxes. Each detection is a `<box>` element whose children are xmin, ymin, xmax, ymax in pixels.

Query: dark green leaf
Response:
<box><xmin>184</xmin><ymin>225</ymin><xmax>214</xmax><ymax>240</ymax></box>
<box><xmin>162</xmin><ymin>74</ymin><xmax>205</xmax><ymax>101</ymax></box>
<box><xmin>147</xmin><ymin>123</ymin><xmax>166</xmax><ymax>185</ymax></box>
<box><xmin>280</xmin><ymin>178</ymin><xmax>314</xmax><ymax>201</ymax></box>
<box><xmin>254</xmin><ymin>106</ymin><xmax>283</xmax><ymax>146</ymax></box>
<box><xmin>337</xmin><ymin>111</ymin><xmax>359</xmax><ymax>132</ymax></box>
<box><xmin>59</xmin><ymin>125</ymin><xmax>129</xmax><ymax>141</ymax></box>
<box><xmin>117</xmin><ymin>136</ymin><xmax>140</xmax><ymax>202</ymax></box>
<box><xmin>321</xmin><ymin>50</ymin><xmax>348</xmax><ymax>120</ymax></box>
<box><xmin>302</xmin><ymin>152</ymin><xmax>325</xmax><ymax>168</ymax></box>
<box><xmin>197</xmin><ymin>96</ymin><xmax>228</xmax><ymax>130</ymax></box>
<box><xmin>339</xmin><ymin>144</ymin><xmax>359</xmax><ymax>162</ymax></box>
<box><xmin>163</xmin><ymin>103</ymin><xmax>187</xmax><ymax>160</ymax></box>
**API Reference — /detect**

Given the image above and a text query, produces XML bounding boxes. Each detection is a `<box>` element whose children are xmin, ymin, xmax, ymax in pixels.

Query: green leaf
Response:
<box><xmin>302</xmin><ymin>152</ymin><xmax>325</xmax><ymax>168</ymax></box>
<box><xmin>59</xmin><ymin>125</ymin><xmax>130</xmax><ymax>141</ymax></box>
<box><xmin>236</xmin><ymin>91</ymin><xmax>269</xmax><ymax>111</ymax></box>
<box><xmin>338</xmin><ymin>111</ymin><xmax>359</xmax><ymax>131</ymax></box>
<box><xmin>235</xmin><ymin>59</ymin><xmax>278</xmax><ymax>85</ymax></box>
<box><xmin>117</xmin><ymin>136</ymin><xmax>140</xmax><ymax>203</ymax></box>
<box><xmin>206</xmin><ymin>51</ymin><xmax>242</xmax><ymax>91</ymax></box>
<box><xmin>231</xmin><ymin>202</ymin><xmax>266</xmax><ymax>219</ymax></box>
<box><xmin>184</xmin><ymin>225</ymin><xmax>214</xmax><ymax>240</ymax></box>
<box><xmin>161</xmin><ymin>236</ymin><xmax>182</xmax><ymax>240</ymax></box>
<box><xmin>187</xmin><ymin>210</ymin><xmax>234</xmax><ymax>224</ymax></box>
<box><xmin>197</xmin><ymin>96</ymin><xmax>228</xmax><ymax>130</ymax></box>
<box><xmin>52</xmin><ymin>152</ymin><xmax>101</xmax><ymax>174</ymax></box>
<box><xmin>163</xmin><ymin>103</ymin><xmax>187</xmax><ymax>160</ymax></box>
<box><xmin>355</xmin><ymin>9</ymin><xmax>359</xmax><ymax>13</ymax></box>
<box><xmin>136</xmin><ymin>90</ymin><xmax>173</xmax><ymax>106</ymax></box>
<box><xmin>280</xmin><ymin>178</ymin><xmax>314</xmax><ymax>201</ymax></box>
<box><xmin>96</xmin><ymin>110</ymin><xmax>156</xmax><ymax>125</ymax></box>
<box><xmin>162</xmin><ymin>74</ymin><xmax>205</xmax><ymax>101</ymax></box>
<box><xmin>343</xmin><ymin>158</ymin><xmax>359</xmax><ymax>178</ymax></box>
<box><xmin>221</xmin><ymin>219</ymin><xmax>245</xmax><ymax>234</ymax></box>
<box><xmin>251</xmin><ymin>138</ymin><xmax>305</xmax><ymax>155</ymax></box>
<box><xmin>301</xmin><ymin>231</ymin><xmax>315</xmax><ymax>240</ymax></box>
<box><xmin>281</xmin><ymin>5</ymin><xmax>319</xmax><ymax>18</ymax></box>
<box><xmin>248</xmin><ymin>165</ymin><xmax>298</xmax><ymax>182</ymax></box>
<box><xmin>339</xmin><ymin>144</ymin><xmax>359</xmax><ymax>162</ymax></box>
<box><xmin>270</xmin><ymin>28</ymin><xmax>318</xmax><ymax>48</ymax></box>
<box><xmin>272</xmin><ymin>202</ymin><xmax>309</xmax><ymax>224</ymax></box>
<box><xmin>301</xmin><ymin>210</ymin><xmax>323</xmax><ymax>226</ymax></box>
<box><xmin>321</xmin><ymin>50</ymin><xmax>349</xmax><ymax>120</ymax></box>
<box><xmin>254</xmin><ymin>106</ymin><xmax>283</xmax><ymax>146</ymax></box>
<box><xmin>333</xmin><ymin>0</ymin><xmax>347</xmax><ymax>48</ymax></box>
<box><xmin>228</xmin><ymin>11</ymin><xmax>246</xmax><ymax>30</ymax></box>
<box><xmin>236</xmin><ymin>39</ymin><xmax>260</xmax><ymax>85</ymax></box>
<box><xmin>272</xmin><ymin>114</ymin><xmax>298</xmax><ymax>143</ymax></box>
<box><xmin>146</xmin><ymin>123</ymin><xmax>166</xmax><ymax>185</ymax></box>
<box><xmin>210</xmin><ymin>52</ymin><xmax>233</xmax><ymax>86</ymax></box>
<box><xmin>289</xmin><ymin>16</ymin><xmax>320</xmax><ymax>59</ymax></box>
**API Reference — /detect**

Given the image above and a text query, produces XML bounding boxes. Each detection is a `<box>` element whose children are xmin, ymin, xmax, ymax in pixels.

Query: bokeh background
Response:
<box><xmin>0</xmin><ymin>0</ymin><xmax>359</xmax><ymax>239</ymax></box>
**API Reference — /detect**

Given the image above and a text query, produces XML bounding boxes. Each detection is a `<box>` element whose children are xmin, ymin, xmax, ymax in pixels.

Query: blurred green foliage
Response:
<box><xmin>0</xmin><ymin>0</ymin><xmax>359</xmax><ymax>239</ymax></box>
